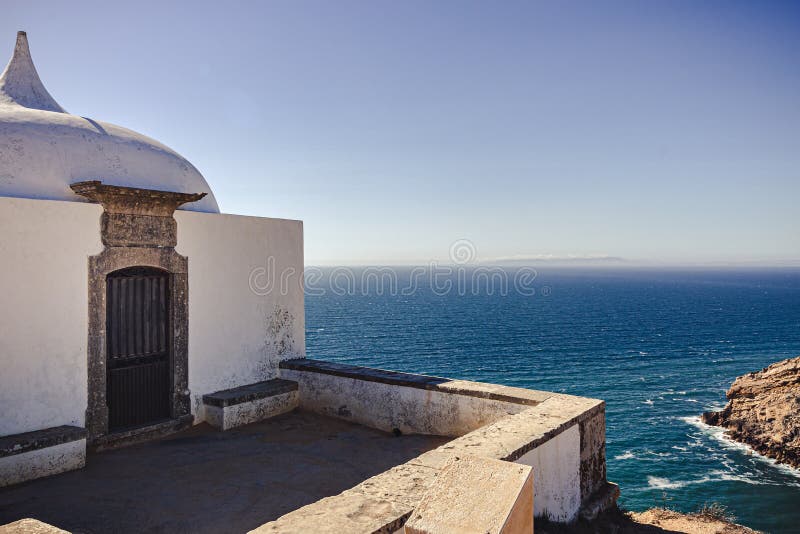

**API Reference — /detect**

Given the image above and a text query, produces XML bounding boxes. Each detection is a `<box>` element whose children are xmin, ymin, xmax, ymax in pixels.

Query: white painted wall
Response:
<box><xmin>0</xmin><ymin>197</ymin><xmax>102</xmax><ymax>436</ymax></box>
<box><xmin>281</xmin><ymin>369</ymin><xmax>528</xmax><ymax>436</ymax></box>
<box><xmin>205</xmin><ymin>391</ymin><xmax>299</xmax><ymax>431</ymax></box>
<box><xmin>515</xmin><ymin>424</ymin><xmax>582</xmax><ymax>523</ymax></box>
<box><xmin>175</xmin><ymin>211</ymin><xmax>305</xmax><ymax>422</ymax></box>
<box><xmin>0</xmin><ymin>197</ymin><xmax>305</xmax><ymax>436</ymax></box>
<box><xmin>0</xmin><ymin>439</ymin><xmax>86</xmax><ymax>487</ymax></box>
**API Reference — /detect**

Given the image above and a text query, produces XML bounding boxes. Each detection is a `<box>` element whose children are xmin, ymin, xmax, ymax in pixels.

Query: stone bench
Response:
<box><xmin>0</xmin><ymin>426</ymin><xmax>86</xmax><ymax>487</ymax></box>
<box><xmin>203</xmin><ymin>379</ymin><xmax>299</xmax><ymax>430</ymax></box>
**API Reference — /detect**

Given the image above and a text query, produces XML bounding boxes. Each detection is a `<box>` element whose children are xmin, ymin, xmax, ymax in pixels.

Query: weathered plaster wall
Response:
<box><xmin>261</xmin><ymin>362</ymin><xmax>611</xmax><ymax>531</ymax></box>
<box><xmin>0</xmin><ymin>197</ymin><xmax>304</xmax><ymax>437</ymax></box>
<box><xmin>281</xmin><ymin>369</ymin><xmax>528</xmax><ymax>436</ymax></box>
<box><xmin>205</xmin><ymin>391</ymin><xmax>299</xmax><ymax>431</ymax></box>
<box><xmin>0</xmin><ymin>197</ymin><xmax>102</xmax><ymax>436</ymax></box>
<box><xmin>175</xmin><ymin>211</ymin><xmax>305</xmax><ymax>423</ymax></box>
<box><xmin>515</xmin><ymin>424</ymin><xmax>581</xmax><ymax>522</ymax></box>
<box><xmin>579</xmin><ymin>409</ymin><xmax>607</xmax><ymax>502</ymax></box>
<box><xmin>0</xmin><ymin>439</ymin><xmax>86</xmax><ymax>488</ymax></box>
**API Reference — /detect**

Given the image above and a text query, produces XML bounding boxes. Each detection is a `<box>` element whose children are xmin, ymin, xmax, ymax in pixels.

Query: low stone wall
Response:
<box><xmin>261</xmin><ymin>359</ymin><xmax>614</xmax><ymax>532</ymax></box>
<box><xmin>279</xmin><ymin>359</ymin><xmax>543</xmax><ymax>436</ymax></box>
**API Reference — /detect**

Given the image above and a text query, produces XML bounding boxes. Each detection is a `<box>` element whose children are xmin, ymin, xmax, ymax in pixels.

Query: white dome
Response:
<box><xmin>0</xmin><ymin>32</ymin><xmax>219</xmax><ymax>213</ymax></box>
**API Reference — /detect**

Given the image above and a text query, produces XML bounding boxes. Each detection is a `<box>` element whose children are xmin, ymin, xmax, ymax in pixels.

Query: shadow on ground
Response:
<box><xmin>0</xmin><ymin>410</ymin><xmax>448</xmax><ymax>534</ymax></box>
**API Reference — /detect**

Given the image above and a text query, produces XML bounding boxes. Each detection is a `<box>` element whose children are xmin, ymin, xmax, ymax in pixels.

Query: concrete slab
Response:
<box><xmin>404</xmin><ymin>455</ymin><xmax>533</xmax><ymax>534</ymax></box>
<box><xmin>0</xmin><ymin>411</ymin><xmax>447</xmax><ymax>534</ymax></box>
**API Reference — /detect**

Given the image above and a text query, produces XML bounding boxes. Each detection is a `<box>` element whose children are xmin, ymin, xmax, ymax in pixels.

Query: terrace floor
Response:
<box><xmin>0</xmin><ymin>411</ymin><xmax>449</xmax><ymax>534</ymax></box>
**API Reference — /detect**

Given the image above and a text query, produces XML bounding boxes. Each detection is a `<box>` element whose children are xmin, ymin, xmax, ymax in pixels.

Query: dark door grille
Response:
<box><xmin>106</xmin><ymin>268</ymin><xmax>171</xmax><ymax>431</ymax></box>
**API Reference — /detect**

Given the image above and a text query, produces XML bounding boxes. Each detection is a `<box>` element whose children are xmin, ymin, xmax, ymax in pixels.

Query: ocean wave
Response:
<box><xmin>615</xmin><ymin>451</ymin><xmax>636</xmax><ymax>460</ymax></box>
<box><xmin>645</xmin><ymin>471</ymin><xmax>792</xmax><ymax>491</ymax></box>
<box><xmin>680</xmin><ymin>416</ymin><xmax>800</xmax><ymax>481</ymax></box>
<box><xmin>647</xmin><ymin>476</ymin><xmax>697</xmax><ymax>490</ymax></box>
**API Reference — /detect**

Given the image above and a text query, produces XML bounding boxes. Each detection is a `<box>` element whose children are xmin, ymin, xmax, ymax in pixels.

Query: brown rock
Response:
<box><xmin>701</xmin><ymin>356</ymin><xmax>800</xmax><ymax>469</ymax></box>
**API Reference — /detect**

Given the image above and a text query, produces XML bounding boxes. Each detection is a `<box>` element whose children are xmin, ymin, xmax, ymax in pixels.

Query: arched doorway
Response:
<box><xmin>106</xmin><ymin>267</ymin><xmax>172</xmax><ymax>431</ymax></box>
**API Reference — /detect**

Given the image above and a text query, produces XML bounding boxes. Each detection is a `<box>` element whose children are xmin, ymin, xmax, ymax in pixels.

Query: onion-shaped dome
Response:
<box><xmin>0</xmin><ymin>31</ymin><xmax>219</xmax><ymax>213</ymax></box>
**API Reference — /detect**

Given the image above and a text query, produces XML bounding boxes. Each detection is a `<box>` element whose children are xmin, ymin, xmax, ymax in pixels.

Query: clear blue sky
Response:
<box><xmin>4</xmin><ymin>1</ymin><xmax>798</xmax><ymax>265</ymax></box>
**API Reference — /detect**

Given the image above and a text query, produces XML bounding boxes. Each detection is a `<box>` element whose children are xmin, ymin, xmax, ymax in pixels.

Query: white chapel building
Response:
<box><xmin>0</xmin><ymin>32</ymin><xmax>615</xmax><ymax>530</ymax></box>
<box><xmin>0</xmin><ymin>31</ymin><xmax>305</xmax><ymax>482</ymax></box>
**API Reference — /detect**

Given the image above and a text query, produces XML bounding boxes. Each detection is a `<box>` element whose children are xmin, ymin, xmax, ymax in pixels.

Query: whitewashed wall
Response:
<box><xmin>515</xmin><ymin>424</ymin><xmax>582</xmax><ymax>522</ymax></box>
<box><xmin>280</xmin><ymin>369</ymin><xmax>528</xmax><ymax>436</ymax></box>
<box><xmin>175</xmin><ymin>211</ymin><xmax>305</xmax><ymax>423</ymax></box>
<box><xmin>0</xmin><ymin>197</ymin><xmax>102</xmax><ymax>436</ymax></box>
<box><xmin>0</xmin><ymin>197</ymin><xmax>305</xmax><ymax>436</ymax></box>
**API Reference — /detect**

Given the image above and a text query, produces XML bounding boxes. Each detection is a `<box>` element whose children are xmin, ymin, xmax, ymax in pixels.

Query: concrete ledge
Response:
<box><xmin>280</xmin><ymin>359</ymin><xmax>550</xmax><ymax>406</ymax></box>
<box><xmin>281</xmin><ymin>366</ymin><xmax>529</xmax><ymax>436</ymax></box>
<box><xmin>0</xmin><ymin>426</ymin><xmax>85</xmax><ymax>459</ymax></box>
<box><xmin>0</xmin><ymin>426</ymin><xmax>86</xmax><ymax>488</ymax></box>
<box><xmin>203</xmin><ymin>379</ymin><xmax>298</xmax><ymax>407</ymax></box>
<box><xmin>405</xmin><ymin>455</ymin><xmax>533</xmax><ymax>534</ymax></box>
<box><xmin>203</xmin><ymin>379</ymin><xmax>299</xmax><ymax>430</ymax></box>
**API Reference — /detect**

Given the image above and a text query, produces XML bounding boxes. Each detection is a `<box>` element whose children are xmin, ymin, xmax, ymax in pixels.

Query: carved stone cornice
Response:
<box><xmin>70</xmin><ymin>180</ymin><xmax>207</xmax><ymax>216</ymax></box>
<box><xmin>70</xmin><ymin>180</ymin><xmax>206</xmax><ymax>247</ymax></box>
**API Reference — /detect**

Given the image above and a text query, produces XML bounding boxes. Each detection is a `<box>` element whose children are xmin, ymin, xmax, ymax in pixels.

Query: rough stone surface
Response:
<box><xmin>202</xmin><ymin>379</ymin><xmax>298</xmax><ymax>408</ymax></box>
<box><xmin>629</xmin><ymin>508</ymin><xmax>761</xmax><ymax>534</ymax></box>
<box><xmin>404</xmin><ymin>455</ymin><xmax>533</xmax><ymax>534</ymax></box>
<box><xmin>281</xmin><ymin>358</ymin><xmax>550</xmax><ymax>406</ymax></box>
<box><xmin>204</xmin><ymin>390</ymin><xmax>298</xmax><ymax>430</ymax></box>
<box><xmin>578</xmin><ymin>409</ymin><xmax>607</xmax><ymax>501</ymax></box>
<box><xmin>0</xmin><ymin>439</ymin><xmax>85</xmax><ymax>488</ymax></box>
<box><xmin>90</xmin><ymin>415</ymin><xmax>193</xmax><ymax>452</ymax></box>
<box><xmin>70</xmin><ymin>181</ymin><xmax>206</xmax><ymax>248</ymax></box>
<box><xmin>702</xmin><ymin>356</ymin><xmax>800</xmax><ymax>469</ymax></box>
<box><xmin>86</xmin><ymin>245</ymin><xmax>190</xmax><ymax>442</ymax></box>
<box><xmin>282</xmin><ymin>367</ymin><xmax>528</xmax><ymax>437</ymax></box>
<box><xmin>0</xmin><ymin>519</ymin><xmax>68</xmax><ymax>534</ymax></box>
<box><xmin>0</xmin><ymin>426</ymin><xmax>85</xmax><ymax>458</ymax></box>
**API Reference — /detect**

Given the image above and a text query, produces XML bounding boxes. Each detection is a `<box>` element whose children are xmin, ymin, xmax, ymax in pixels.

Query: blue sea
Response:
<box><xmin>305</xmin><ymin>267</ymin><xmax>800</xmax><ymax>533</ymax></box>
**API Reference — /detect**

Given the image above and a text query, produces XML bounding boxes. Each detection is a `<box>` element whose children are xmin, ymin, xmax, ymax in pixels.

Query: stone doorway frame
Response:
<box><xmin>71</xmin><ymin>181</ymin><xmax>205</xmax><ymax>444</ymax></box>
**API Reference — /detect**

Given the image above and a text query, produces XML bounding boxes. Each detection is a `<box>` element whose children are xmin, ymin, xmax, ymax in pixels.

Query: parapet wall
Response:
<box><xmin>267</xmin><ymin>359</ymin><xmax>615</xmax><ymax>531</ymax></box>
<box><xmin>280</xmin><ymin>359</ymin><xmax>542</xmax><ymax>436</ymax></box>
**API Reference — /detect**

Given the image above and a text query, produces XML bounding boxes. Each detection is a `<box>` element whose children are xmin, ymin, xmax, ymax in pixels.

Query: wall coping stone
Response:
<box><xmin>203</xmin><ymin>379</ymin><xmax>299</xmax><ymax>408</ymax></box>
<box><xmin>255</xmin><ymin>362</ymin><xmax>610</xmax><ymax>533</ymax></box>
<box><xmin>280</xmin><ymin>359</ymin><xmax>551</xmax><ymax>406</ymax></box>
<box><xmin>0</xmin><ymin>426</ymin><xmax>86</xmax><ymax>458</ymax></box>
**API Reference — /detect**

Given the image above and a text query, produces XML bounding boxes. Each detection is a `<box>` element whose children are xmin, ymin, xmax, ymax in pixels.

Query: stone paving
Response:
<box><xmin>0</xmin><ymin>411</ymin><xmax>447</xmax><ymax>534</ymax></box>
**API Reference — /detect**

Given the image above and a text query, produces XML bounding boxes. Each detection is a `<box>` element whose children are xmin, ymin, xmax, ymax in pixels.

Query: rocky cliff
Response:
<box><xmin>702</xmin><ymin>356</ymin><xmax>800</xmax><ymax>469</ymax></box>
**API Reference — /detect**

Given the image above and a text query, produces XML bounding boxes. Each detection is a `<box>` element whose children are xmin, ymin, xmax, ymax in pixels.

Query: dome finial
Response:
<box><xmin>0</xmin><ymin>30</ymin><xmax>65</xmax><ymax>113</ymax></box>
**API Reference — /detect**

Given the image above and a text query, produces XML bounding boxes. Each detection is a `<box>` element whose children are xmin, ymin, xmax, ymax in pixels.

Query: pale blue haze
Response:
<box><xmin>2</xmin><ymin>1</ymin><xmax>798</xmax><ymax>264</ymax></box>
